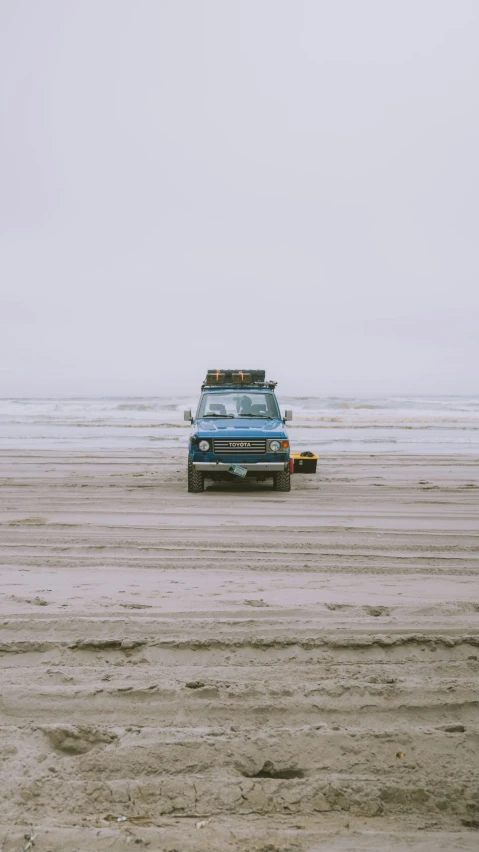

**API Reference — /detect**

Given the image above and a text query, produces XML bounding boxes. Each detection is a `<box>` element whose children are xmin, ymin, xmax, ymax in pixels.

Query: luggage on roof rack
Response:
<box><xmin>205</xmin><ymin>369</ymin><xmax>266</xmax><ymax>385</ymax></box>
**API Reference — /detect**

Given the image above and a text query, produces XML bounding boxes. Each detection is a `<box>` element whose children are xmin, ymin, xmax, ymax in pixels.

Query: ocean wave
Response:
<box><xmin>116</xmin><ymin>403</ymin><xmax>158</xmax><ymax>411</ymax></box>
<box><xmin>0</xmin><ymin>395</ymin><xmax>477</xmax><ymax>453</ymax></box>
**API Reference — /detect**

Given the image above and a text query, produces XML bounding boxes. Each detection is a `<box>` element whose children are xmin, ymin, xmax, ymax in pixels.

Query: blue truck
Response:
<box><xmin>184</xmin><ymin>369</ymin><xmax>292</xmax><ymax>493</ymax></box>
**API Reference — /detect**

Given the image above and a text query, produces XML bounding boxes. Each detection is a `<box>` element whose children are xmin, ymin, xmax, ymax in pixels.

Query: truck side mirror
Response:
<box><xmin>184</xmin><ymin>409</ymin><xmax>192</xmax><ymax>422</ymax></box>
<box><xmin>284</xmin><ymin>409</ymin><xmax>293</xmax><ymax>422</ymax></box>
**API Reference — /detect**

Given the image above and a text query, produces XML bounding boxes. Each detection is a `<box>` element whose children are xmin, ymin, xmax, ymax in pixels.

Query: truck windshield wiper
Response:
<box><xmin>201</xmin><ymin>413</ymin><xmax>234</xmax><ymax>418</ymax></box>
<box><xmin>239</xmin><ymin>414</ymin><xmax>274</xmax><ymax>418</ymax></box>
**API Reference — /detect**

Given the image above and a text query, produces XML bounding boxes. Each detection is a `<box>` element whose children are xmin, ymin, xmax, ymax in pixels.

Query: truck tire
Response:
<box><xmin>274</xmin><ymin>468</ymin><xmax>291</xmax><ymax>492</ymax></box>
<box><xmin>188</xmin><ymin>459</ymin><xmax>204</xmax><ymax>493</ymax></box>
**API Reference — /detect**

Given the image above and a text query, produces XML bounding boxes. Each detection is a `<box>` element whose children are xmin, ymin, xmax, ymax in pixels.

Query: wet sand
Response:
<box><xmin>0</xmin><ymin>449</ymin><xmax>478</xmax><ymax>850</ymax></box>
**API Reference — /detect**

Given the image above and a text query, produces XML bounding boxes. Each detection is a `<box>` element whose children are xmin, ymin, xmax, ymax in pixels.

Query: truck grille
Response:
<box><xmin>213</xmin><ymin>439</ymin><xmax>266</xmax><ymax>455</ymax></box>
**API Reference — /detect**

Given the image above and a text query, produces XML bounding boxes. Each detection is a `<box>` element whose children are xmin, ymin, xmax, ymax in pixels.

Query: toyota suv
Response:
<box><xmin>184</xmin><ymin>369</ymin><xmax>292</xmax><ymax>493</ymax></box>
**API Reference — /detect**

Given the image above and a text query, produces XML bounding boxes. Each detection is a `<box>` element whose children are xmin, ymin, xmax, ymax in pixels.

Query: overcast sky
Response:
<box><xmin>1</xmin><ymin>0</ymin><xmax>478</xmax><ymax>396</ymax></box>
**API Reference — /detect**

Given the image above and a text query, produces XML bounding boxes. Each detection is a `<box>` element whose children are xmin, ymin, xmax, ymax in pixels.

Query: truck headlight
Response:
<box><xmin>199</xmin><ymin>440</ymin><xmax>210</xmax><ymax>452</ymax></box>
<box><xmin>269</xmin><ymin>440</ymin><xmax>281</xmax><ymax>452</ymax></box>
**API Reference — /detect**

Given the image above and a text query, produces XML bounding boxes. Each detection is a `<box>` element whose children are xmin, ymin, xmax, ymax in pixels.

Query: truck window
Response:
<box><xmin>198</xmin><ymin>392</ymin><xmax>280</xmax><ymax>419</ymax></box>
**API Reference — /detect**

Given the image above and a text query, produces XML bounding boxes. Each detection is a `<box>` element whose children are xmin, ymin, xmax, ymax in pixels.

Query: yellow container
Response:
<box><xmin>291</xmin><ymin>453</ymin><xmax>318</xmax><ymax>473</ymax></box>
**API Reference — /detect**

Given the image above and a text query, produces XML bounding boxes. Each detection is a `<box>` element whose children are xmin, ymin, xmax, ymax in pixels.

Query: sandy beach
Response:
<box><xmin>0</xmin><ymin>448</ymin><xmax>478</xmax><ymax>850</ymax></box>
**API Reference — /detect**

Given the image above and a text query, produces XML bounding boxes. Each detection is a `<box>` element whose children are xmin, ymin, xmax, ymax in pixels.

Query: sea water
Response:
<box><xmin>0</xmin><ymin>395</ymin><xmax>478</xmax><ymax>454</ymax></box>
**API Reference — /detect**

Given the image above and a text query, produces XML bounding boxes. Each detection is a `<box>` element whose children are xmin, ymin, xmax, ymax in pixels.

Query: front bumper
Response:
<box><xmin>193</xmin><ymin>461</ymin><xmax>285</xmax><ymax>472</ymax></box>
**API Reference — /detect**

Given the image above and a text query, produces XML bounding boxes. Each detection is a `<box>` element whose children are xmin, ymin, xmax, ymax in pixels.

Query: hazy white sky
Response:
<box><xmin>1</xmin><ymin>0</ymin><xmax>478</xmax><ymax>396</ymax></box>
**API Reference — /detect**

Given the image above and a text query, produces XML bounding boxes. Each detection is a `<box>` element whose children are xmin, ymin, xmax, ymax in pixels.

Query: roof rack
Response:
<box><xmin>201</xmin><ymin>380</ymin><xmax>277</xmax><ymax>390</ymax></box>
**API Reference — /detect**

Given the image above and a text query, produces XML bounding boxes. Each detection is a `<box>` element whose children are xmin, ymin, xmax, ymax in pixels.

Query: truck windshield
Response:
<box><xmin>198</xmin><ymin>392</ymin><xmax>280</xmax><ymax>419</ymax></box>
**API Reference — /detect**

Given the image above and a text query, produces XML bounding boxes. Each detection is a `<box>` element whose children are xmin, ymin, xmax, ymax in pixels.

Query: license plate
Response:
<box><xmin>228</xmin><ymin>464</ymin><xmax>248</xmax><ymax>478</ymax></box>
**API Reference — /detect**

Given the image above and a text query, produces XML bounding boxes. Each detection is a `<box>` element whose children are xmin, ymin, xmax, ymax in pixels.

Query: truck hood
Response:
<box><xmin>194</xmin><ymin>417</ymin><xmax>288</xmax><ymax>439</ymax></box>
